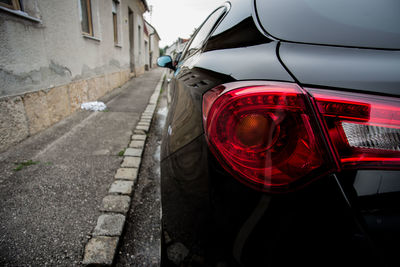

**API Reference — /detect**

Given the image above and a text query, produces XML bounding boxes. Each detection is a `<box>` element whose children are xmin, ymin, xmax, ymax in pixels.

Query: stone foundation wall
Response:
<box><xmin>134</xmin><ymin>66</ymin><xmax>145</xmax><ymax>77</ymax></box>
<box><xmin>0</xmin><ymin>69</ymin><xmax>131</xmax><ymax>152</ymax></box>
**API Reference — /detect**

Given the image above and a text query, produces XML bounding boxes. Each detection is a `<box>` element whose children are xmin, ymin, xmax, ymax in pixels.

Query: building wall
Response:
<box><xmin>0</xmin><ymin>0</ymin><xmax>148</xmax><ymax>151</ymax></box>
<box><xmin>144</xmin><ymin>21</ymin><xmax>160</xmax><ymax>69</ymax></box>
<box><xmin>128</xmin><ymin>2</ymin><xmax>146</xmax><ymax>75</ymax></box>
<box><xmin>150</xmin><ymin>34</ymin><xmax>160</xmax><ymax>68</ymax></box>
<box><xmin>144</xmin><ymin>32</ymin><xmax>150</xmax><ymax>70</ymax></box>
<box><xmin>165</xmin><ymin>38</ymin><xmax>188</xmax><ymax>60</ymax></box>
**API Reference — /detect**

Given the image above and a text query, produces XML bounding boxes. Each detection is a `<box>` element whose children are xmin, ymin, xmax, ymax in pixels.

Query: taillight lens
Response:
<box><xmin>203</xmin><ymin>82</ymin><xmax>400</xmax><ymax>192</ymax></box>
<box><xmin>308</xmin><ymin>89</ymin><xmax>400</xmax><ymax>169</ymax></box>
<box><xmin>203</xmin><ymin>82</ymin><xmax>331</xmax><ymax>192</ymax></box>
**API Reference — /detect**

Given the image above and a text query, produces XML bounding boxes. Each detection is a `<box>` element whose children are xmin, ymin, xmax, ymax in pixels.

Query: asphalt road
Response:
<box><xmin>0</xmin><ymin>68</ymin><xmax>164</xmax><ymax>266</ymax></box>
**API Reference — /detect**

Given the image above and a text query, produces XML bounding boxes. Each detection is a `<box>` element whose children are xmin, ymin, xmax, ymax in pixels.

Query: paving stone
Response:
<box><xmin>121</xmin><ymin>156</ymin><xmax>141</xmax><ymax>168</ymax></box>
<box><xmin>129</xmin><ymin>140</ymin><xmax>145</xmax><ymax>149</ymax></box>
<box><xmin>144</xmin><ymin>110</ymin><xmax>155</xmax><ymax>115</ymax></box>
<box><xmin>138</xmin><ymin>121</ymin><xmax>150</xmax><ymax>126</ymax></box>
<box><xmin>100</xmin><ymin>195</ymin><xmax>131</xmax><ymax>214</ymax></box>
<box><xmin>131</xmin><ymin>134</ymin><xmax>146</xmax><ymax>141</ymax></box>
<box><xmin>141</xmin><ymin>119</ymin><xmax>152</xmax><ymax>123</ymax></box>
<box><xmin>142</xmin><ymin>114</ymin><xmax>153</xmax><ymax>120</ymax></box>
<box><xmin>141</xmin><ymin>115</ymin><xmax>152</xmax><ymax>119</ymax></box>
<box><xmin>124</xmin><ymin>148</ymin><xmax>143</xmax><ymax>157</ymax></box>
<box><xmin>115</xmin><ymin>168</ymin><xmax>138</xmax><ymax>181</ymax></box>
<box><xmin>133</xmin><ymin>129</ymin><xmax>146</xmax><ymax>135</ymax></box>
<box><xmin>149</xmin><ymin>94</ymin><xmax>159</xmax><ymax>104</ymax></box>
<box><xmin>93</xmin><ymin>214</ymin><xmax>125</xmax><ymax>236</ymax></box>
<box><xmin>146</xmin><ymin>104</ymin><xmax>156</xmax><ymax>110</ymax></box>
<box><xmin>109</xmin><ymin>180</ymin><xmax>134</xmax><ymax>195</ymax></box>
<box><xmin>145</xmin><ymin>104</ymin><xmax>155</xmax><ymax>110</ymax></box>
<box><xmin>82</xmin><ymin>236</ymin><xmax>119</xmax><ymax>265</ymax></box>
<box><xmin>136</xmin><ymin>125</ymin><xmax>150</xmax><ymax>132</ymax></box>
<box><xmin>143</xmin><ymin>111</ymin><xmax>153</xmax><ymax>116</ymax></box>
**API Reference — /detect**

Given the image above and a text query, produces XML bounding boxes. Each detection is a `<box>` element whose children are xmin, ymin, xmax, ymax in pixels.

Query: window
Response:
<box><xmin>0</xmin><ymin>1</ymin><xmax>42</xmax><ymax>23</ymax></box>
<box><xmin>0</xmin><ymin>0</ymin><xmax>21</xmax><ymax>10</ymax></box>
<box><xmin>80</xmin><ymin>0</ymin><xmax>93</xmax><ymax>36</ymax></box>
<box><xmin>112</xmin><ymin>0</ymin><xmax>119</xmax><ymax>44</ymax></box>
<box><xmin>181</xmin><ymin>6</ymin><xmax>227</xmax><ymax>59</ymax></box>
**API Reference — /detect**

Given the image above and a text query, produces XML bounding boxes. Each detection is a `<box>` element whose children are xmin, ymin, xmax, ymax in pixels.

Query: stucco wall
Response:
<box><xmin>151</xmin><ymin>35</ymin><xmax>160</xmax><ymax>68</ymax></box>
<box><xmin>144</xmin><ymin>21</ymin><xmax>160</xmax><ymax>68</ymax></box>
<box><xmin>0</xmin><ymin>0</ymin><xmax>146</xmax><ymax>98</ymax></box>
<box><xmin>0</xmin><ymin>0</ymin><xmax>148</xmax><ymax>151</ymax></box>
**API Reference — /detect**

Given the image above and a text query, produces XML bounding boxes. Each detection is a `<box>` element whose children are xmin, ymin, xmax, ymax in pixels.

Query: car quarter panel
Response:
<box><xmin>280</xmin><ymin>42</ymin><xmax>400</xmax><ymax>96</ymax></box>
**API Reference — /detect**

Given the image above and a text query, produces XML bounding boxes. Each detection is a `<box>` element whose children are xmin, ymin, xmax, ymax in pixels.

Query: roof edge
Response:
<box><xmin>144</xmin><ymin>19</ymin><xmax>161</xmax><ymax>40</ymax></box>
<box><xmin>141</xmin><ymin>0</ymin><xmax>149</xmax><ymax>12</ymax></box>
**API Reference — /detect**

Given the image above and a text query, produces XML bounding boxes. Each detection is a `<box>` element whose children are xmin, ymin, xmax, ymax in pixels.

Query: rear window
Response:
<box><xmin>181</xmin><ymin>6</ymin><xmax>227</xmax><ymax>59</ymax></box>
<box><xmin>255</xmin><ymin>0</ymin><xmax>400</xmax><ymax>49</ymax></box>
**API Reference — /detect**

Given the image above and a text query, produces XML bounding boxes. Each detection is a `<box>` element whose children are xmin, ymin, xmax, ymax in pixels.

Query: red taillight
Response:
<box><xmin>202</xmin><ymin>82</ymin><xmax>331</xmax><ymax>192</ymax></box>
<box><xmin>203</xmin><ymin>82</ymin><xmax>400</xmax><ymax>192</ymax></box>
<box><xmin>308</xmin><ymin>89</ymin><xmax>400</xmax><ymax>168</ymax></box>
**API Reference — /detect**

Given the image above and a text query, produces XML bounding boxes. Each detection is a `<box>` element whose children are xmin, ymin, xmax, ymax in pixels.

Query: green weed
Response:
<box><xmin>13</xmin><ymin>160</ymin><xmax>40</xmax><ymax>171</ymax></box>
<box><xmin>118</xmin><ymin>149</ymin><xmax>126</xmax><ymax>156</ymax></box>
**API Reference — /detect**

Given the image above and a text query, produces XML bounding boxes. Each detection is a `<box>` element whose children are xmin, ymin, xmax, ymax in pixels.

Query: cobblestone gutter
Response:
<box><xmin>82</xmin><ymin>71</ymin><xmax>164</xmax><ymax>265</ymax></box>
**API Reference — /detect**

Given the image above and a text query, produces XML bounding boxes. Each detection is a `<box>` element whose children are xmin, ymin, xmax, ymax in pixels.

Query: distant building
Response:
<box><xmin>144</xmin><ymin>20</ymin><xmax>161</xmax><ymax>69</ymax></box>
<box><xmin>0</xmin><ymin>0</ymin><xmax>157</xmax><ymax>152</ymax></box>
<box><xmin>165</xmin><ymin>37</ymin><xmax>189</xmax><ymax>61</ymax></box>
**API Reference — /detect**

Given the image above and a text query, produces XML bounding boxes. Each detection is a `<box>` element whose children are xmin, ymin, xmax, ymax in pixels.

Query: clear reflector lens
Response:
<box><xmin>308</xmin><ymin>88</ymin><xmax>400</xmax><ymax>169</ymax></box>
<box><xmin>342</xmin><ymin>122</ymin><xmax>400</xmax><ymax>151</ymax></box>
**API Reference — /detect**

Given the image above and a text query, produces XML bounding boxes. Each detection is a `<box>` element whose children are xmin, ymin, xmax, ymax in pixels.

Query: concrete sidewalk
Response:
<box><xmin>0</xmin><ymin>68</ymin><xmax>164</xmax><ymax>266</ymax></box>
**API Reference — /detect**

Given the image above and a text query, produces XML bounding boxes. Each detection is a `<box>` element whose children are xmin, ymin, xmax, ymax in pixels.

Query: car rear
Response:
<box><xmin>161</xmin><ymin>0</ymin><xmax>400</xmax><ymax>265</ymax></box>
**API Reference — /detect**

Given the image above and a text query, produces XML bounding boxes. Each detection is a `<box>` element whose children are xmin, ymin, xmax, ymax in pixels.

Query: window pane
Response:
<box><xmin>0</xmin><ymin>0</ymin><xmax>14</xmax><ymax>9</ymax></box>
<box><xmin>113</xmin><ymin>13</ymin><xmax>118</xmax><ymax>43</ymax></box>
<box><xmin>0</xmin><ymin>0</ymin><xmax>13</xmax><ymax>5</ymax></box>
<box><xmin>80</xmin><ymin>0</ymin><xmax>91</xmax><ymax>34</ymax></box>
<box><xmin>185</xmin><ymin>7</ymin><xmax>226</xmax><ymax>57</ymax></box>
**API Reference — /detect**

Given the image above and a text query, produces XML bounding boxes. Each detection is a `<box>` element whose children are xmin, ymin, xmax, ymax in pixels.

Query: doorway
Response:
<box><xmin>128</xmin><ymin>9</ymin><xmax>134</xmax><ymax>73</ymax></box>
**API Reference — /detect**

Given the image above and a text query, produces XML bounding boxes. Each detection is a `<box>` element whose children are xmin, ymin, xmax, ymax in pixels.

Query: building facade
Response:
<box><xmin>0</xmin><ymin>0</ymin><xmax>156</xmax><ymax>151</ymax></box>
<box><xmin>144</xmin><ymin>20</ymin><xmax>160</xmax><ymax>69</ymax></box>
<box><xmin>165</xmin><ymin>37</ymin><xmax>188</xmax><ymax>61</ymax></box>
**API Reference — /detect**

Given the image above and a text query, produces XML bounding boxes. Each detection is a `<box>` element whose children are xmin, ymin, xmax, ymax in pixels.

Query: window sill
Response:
<box><xmin>115</xmin><ymin>43</ymin><xmax>122</xmax><ymax>48</ymax></box>
<box><xmin>0</xmin><ymin>6</ymin><xmax>41</xmax><ymax>23</ymax></box>
<box><xmin>83</xmin><ymin>34</ymin><xmax>101</xmax><ymax>42</ymax></box>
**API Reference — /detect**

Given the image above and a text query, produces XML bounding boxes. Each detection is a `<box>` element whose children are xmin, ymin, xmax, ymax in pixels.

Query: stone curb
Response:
<box><xmin>82</xmin><ymin>70</ymin><xmax>165</xmax><ymax>265</ymax></box>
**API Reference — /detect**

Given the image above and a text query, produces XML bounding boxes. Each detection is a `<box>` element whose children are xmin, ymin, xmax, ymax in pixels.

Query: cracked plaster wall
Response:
<box><xmin>0</xmin><ymin>0</ymin><xmax>148</xmax><ymax>151</ymax></box>
<box><xmin>0</xmin><ymin>0</ymin><xmax>146</xmax><ymax>97</ymax></box>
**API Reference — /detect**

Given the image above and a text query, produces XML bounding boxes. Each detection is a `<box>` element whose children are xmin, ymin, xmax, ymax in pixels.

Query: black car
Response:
<box><xmin>157</xmin><ymin>0</ymin><xmax>400</xmax><ymax>266</ymax></box>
